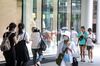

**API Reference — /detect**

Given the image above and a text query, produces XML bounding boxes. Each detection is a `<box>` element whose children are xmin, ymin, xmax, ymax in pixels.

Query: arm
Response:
<box><xmin>25</xmin><ymin>32</ymin><xmax>30</xmax><ymax>43</ymax></box>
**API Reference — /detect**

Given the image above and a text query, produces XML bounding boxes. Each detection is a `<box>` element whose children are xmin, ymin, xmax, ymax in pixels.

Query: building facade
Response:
<box><xmin>0</xmin><ymin>0</ymin><xmax>100</xmax><ymax>60</ymax></box>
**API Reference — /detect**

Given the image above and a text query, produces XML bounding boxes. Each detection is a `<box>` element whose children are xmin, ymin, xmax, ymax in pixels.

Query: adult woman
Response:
<box><xmin>86</xmin><ymin>28</ymin><xmax>95</xmax><ymax>63</ymax></box>
<box><xmin>57</xmin><ymin>36</ymin><xmax>74</xmax><ymax>66</ymax></box>
<box><xmin>30</xmin><ymin>27</ymin><xmax>42</xmax><ymax>66</ymax></box>
<box><xmin>3</xmin><ymin>22</ymin><xmax>16</xmax><ymax>66</ymax></box>
<box><xmin>78</xmin><ymin>26</ymin><xmax>88</xmax><ymax>62</ymax></box>
<box><xmin>15</xmin><ymin>23</ymin><xmax>30</xmax><ymax>66</ymax></box>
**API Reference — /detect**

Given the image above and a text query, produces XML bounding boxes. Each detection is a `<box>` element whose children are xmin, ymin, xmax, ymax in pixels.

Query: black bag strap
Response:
<box><xmin>23</xmin><ymin>32</ymin><xmax>26</xmax><ymax>40</ymax></box>
<box><xmin>62</xmin><ymin>47</ymin><xmax>68</xmax><ymax>54</ymax></box>
<box><xmin>39</xmin><ymin>32</ymin><xmax>43</xmax><ymax>39</ymax></box>
<box><xmin>4</xmin><ymin>32</ymin><xmax>12</xmax><ymax>40</ymax></box>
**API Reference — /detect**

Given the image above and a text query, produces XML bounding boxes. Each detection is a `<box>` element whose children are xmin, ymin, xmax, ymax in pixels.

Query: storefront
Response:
<box><xmin>22</xmin><ymin>0</ymin><xmax>81</xmax><ymax>56</ymax></box>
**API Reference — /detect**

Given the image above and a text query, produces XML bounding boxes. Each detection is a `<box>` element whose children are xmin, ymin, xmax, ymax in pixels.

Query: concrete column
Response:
<box><xmin>81</xmin><ymin>0</ymin><xmax>87</xmax><ymax>27</ymax></box>
<box><xmin>96</xmin><ymin>0</ymin><xmax>100</xmax><ymax>44</ymax></box>
<box><xmin>86</xmin><ymin>0</ymin><xmax>93</xmax><ymax>29</ymax></box>
<box><xmin>81</xmin><ymin>0</ymin><xmax>93</xmax><ymax>29</ymax></box>
<box><xmin>36</xmin><ymin>0</ymin><xmax>42</xmax><ymax>30</ymax></box>
<box><xmin>24</xmin><ymin>0</ymin><xmax>33</xmax><ymax>35</ymax></box>
<box><xmin>52</xmin><ymin>0</ymin><xmax>57</xmax><ymax>31</ymax></box>
<box><xmin>67</xmin><ymin>0</ymin><xmax>72</xmax><ymax>30</ymax></box>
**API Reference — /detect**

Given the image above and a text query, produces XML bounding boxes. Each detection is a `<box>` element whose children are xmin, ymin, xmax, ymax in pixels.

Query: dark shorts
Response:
<box><xmin>79</xmin><ymin>44</ymin><xmax>86</xmax><ymax>46</ymax></box>
<box><xmin>87</xmin><ymin>46</ymin><xmax>93</xmax><ymax>50</ymax></box>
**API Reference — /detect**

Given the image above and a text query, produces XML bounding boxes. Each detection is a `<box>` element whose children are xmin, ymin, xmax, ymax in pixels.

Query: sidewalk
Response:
<box><xmin>0</xmin><ymin>44</ymin><xmax>100</xmax><ymax>66</ymax></box>
<box><xmin>42</xmin><ymin>44</ymin><xmax>100</xmax><ymax>66</ymax></box>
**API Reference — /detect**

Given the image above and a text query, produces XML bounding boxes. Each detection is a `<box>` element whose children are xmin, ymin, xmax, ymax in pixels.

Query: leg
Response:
<box><xmin>3</xmin><ymin>51</ymin><xmax>16</xmax><ymax>66</ymax></box>
<box><xmin>37</xmin><ymin>50</ymin><xmax>43</xmax><ymax>66</ymax></box>
<box><xmin>60</xmin><ymin>60</ymin><xmax>66</xmax><ymax>66</ymax></box>
<box><xmin>90</xmin><ymin>48</ymin><xmax>93</xmax><ymax>62</ymax></box>
<box><xmin>87</xmin><ymin>46</ymin><xmax>91</xmax><ymax>62</ymax></box>
<box><xmin>80</xmin><ymin>46</ymin><xmax>83</xmax><ymax>61</ymax></box>
<box><xmin>82</xmin><ymin>46</ymin><xmax>86</xmax><ymax>61</ymax></box>
<box><xmin>16</xmin><ymin>59</ymin><xmax>21</xmax><ymax>66</ymax></box>
<box><xmin>38</xmin><ymin>50</ymin><xmax>43</xmax><ymax>62</ymax></box>
<box><xmin>22</xmin><ymin>61</ymin><xmax>28</xmax><ymax>66</ymax></box>
<box><xmin>32</xmin><ymin>49</ymin><xmax>38</xmax><ymax>65</ymax></box>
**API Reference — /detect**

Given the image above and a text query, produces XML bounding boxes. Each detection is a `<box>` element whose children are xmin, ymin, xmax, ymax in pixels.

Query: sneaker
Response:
<box><xmin>90</xmin><ymin>61</ymin><xmax>93</xmax><ymax>63</ymax></box>
<box><xmin>37</xmin><ymin>62</ymin><xmax>41</xmax><ymax>66</ymax></box>
<box><xmin>81</xmin><ymin>59</ymin><xmax>85</xmax><ymax>62</ymax></box>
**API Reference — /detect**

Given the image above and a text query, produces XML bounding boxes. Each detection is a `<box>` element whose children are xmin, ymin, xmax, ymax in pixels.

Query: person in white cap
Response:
<box><xmin>60</xmin><ymin>27</ymin><xmax>71</xmax><ymax>41</ymax></box>
<box><xmin>57</xmin><ymin>35</ymin><xmax>76</xmax><ymax>66</ymax></box>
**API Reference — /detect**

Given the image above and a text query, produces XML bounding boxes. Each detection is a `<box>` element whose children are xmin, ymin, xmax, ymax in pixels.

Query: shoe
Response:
<box><xmin>37</xmin><ymin>62</ymin><xmax>41</xmax><ymax>66</ymax></box>
<box><xmin>81</xmin><ymin>59</ymin><xmax>85</xmax><ymax>62</ymax></box>
<box><xmin>34</xmin><ymin>64</ymin><xmax>37</xmax><ymax>66</ymax></box>
<box><xmin>90</xmin><ymin>61</ymin><xmax>93</xmax><ymax>63</ymax></box>
<box><xmin>83</xmin><ymin>59</ymin><xmax>85</xmax><ymax>62</ymax></box>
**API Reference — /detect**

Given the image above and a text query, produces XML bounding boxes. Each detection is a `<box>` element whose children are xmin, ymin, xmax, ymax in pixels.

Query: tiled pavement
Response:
<box><xmin>0</xmin><ymin>44</ymin><xmax>100</xmax><ymax>66</ymax></box>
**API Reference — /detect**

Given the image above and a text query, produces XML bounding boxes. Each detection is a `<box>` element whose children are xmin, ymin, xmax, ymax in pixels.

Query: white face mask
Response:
<box><xmin>63</xmin><ymin>36</ymin><xmax>69</xmax><ymax>41</ymax></box>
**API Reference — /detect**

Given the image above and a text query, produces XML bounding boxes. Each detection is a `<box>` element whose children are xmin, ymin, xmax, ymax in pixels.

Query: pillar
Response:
<box><xmin>86</xmin><ymin>0</ymin><xmax>93</xmax><ymax>29</ymax></box>
<box><xmin>81</xmin><ymin>0</ymin><xmax>93</xmax><ymax>29</ymax></box>
<box><xmin>96</xmin><ymin>0</ymin><xmax>100</xmax><ymax>44</ymax></box>
<box><xmin>23</xmin><ymin>0</ymin><xmax>33</xmax><ymax>35</ymax></box>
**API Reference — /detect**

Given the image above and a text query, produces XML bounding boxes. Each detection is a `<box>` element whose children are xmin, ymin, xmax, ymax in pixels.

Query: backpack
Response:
<box><xmin>0</xmin><ymin>33</ymin><xmax>12</xmax><ymax>51</ymax></box>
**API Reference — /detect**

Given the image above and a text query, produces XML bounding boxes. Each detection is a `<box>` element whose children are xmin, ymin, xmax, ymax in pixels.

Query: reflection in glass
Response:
<box><xmin>58</xmin><ymin>0</ymin><xmax>67</xmax><ymax>30</ymax></box>
<box><xmin>71</xmin><ymin>0</ymin><xmax>81</xmax><ymax>32</ymax></box>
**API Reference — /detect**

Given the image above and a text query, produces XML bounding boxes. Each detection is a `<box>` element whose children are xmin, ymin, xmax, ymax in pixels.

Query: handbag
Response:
<box><xmin>15</xmin><ymin>32</ymin><xmax>30</xmax><ymax>61</ymax></box>
<box><xmin>39</xmin><ymin>39</ymin><xmax>47</xmax><ymax>51</ymax></box>
<box><xmin>0</xmin><ymin>33</ymin><xmax>12</xmax><ymax>51</ymax></box>
<box><xmin>56</xmin><ymin>48</ymin><xmax>67</xmax><ymax>65</ymax></box>
<box><xmin>63</xmin><ymin>53</ymin><xmax>70</xmax><ymax>62</ymax></box>
<box><xmin>92</xmin><ymin>33</ymin><xmax>96</xmax><ymax>43</ymax></box>
<box><xmin>39</xmin><ymin>32</ymin><xmax>47</xmax><ymax>51</ymax></box>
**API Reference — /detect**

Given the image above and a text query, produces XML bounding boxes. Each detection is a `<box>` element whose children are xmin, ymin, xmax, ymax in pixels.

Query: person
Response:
<box><xmin>15</xmin><ymin>23</ymin><xmax>30</xmax><ymax>66</ymax></box>
<box><xmin>57</xmin><ymin>36</ymin><xmax>75</xmax><ymax>66</ymax></box>
<box><xmin>86</xmin><ymin>28</ymin><xmax>95</xmax><ymax>63</ymax></box>
<box><xmin>60</xmin><ymin>27</ymin><xmax>70</xmax><ymax>42</ymax></box>
<box><xmin>30</xmin><ymin>27</ymin><xmax>43</xmax><ymax>66</ymax></box>
<box><xmin>77</xmin><ymin>26</ymin><xmax>88</xmax><ymax>62</ymax></box>
<box><xmin>71</xmin><ymin>27</ymin><xmax>78</xmax><ymax>46</ymax></box>
<box><xmin>3</xmin><ymin>22</ymin><xmax>16</xmax><ymax>66</ymax></box>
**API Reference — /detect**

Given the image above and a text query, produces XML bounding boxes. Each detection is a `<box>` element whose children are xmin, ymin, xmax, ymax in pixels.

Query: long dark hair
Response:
<box><xmin>18</xmin><ymin>23</ymin><xmax>24</xmax><ymax>35</ymax></box>
<box><xmin>6</xmin><ymin>22</ymin><xmax>16</xmax><ymax>31</ymax></box>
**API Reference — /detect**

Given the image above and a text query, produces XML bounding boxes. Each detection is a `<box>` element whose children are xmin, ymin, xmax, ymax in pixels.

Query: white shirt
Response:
<box><xmin>86</xmin><ymin>32</ymin><xmax>95</xmax><ymax>46</ymax></box>
<box><xmin>17</xmin><ymin>31</ymin><xmax>29</xmax><ymax>43</ymax></box>
<box><xmin>71</xmin><ymin>30</ymin><xmax>78</xmax><ymax>39</ymax></box>
<box><xmin>57</xmin><ymin>41</ymin><xmax>75</xmax><ymax>58</ymax></box>
<box><xmin>71</xmin><ymin>30</ymin><xmax>78</xmax><ymax>45</ymax></box>
<box><xmin>30</xmin><ymin>32</ymin><xmax>41</xmax><ymax>49</ymax></box>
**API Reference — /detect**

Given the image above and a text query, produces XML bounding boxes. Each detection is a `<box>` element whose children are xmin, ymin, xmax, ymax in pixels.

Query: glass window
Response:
<box><xmin>33</xmin><ymin>0</ymin><xmax>37</xmax><ymax>19</ymax></box>
<box><xmin>58</xmin><ymin>0</ymin><xmax>67</xmax><ymax>30</ymax></box>
<box><xmin>41</xmin><ymin>0</ymin><xmax>58</xmax><ymax>55</ymax></box>
<box><xmin>71</xmin><ymin>0</ymin><xmax>81</xmax><ymax>32</ymax></box>
<box><xmin>42</xmin><ymin>0</ymin><xmax>53</xmax><ymax>31</ymax></box>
